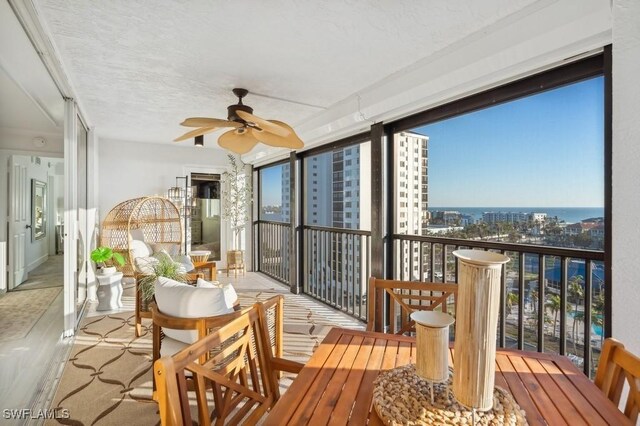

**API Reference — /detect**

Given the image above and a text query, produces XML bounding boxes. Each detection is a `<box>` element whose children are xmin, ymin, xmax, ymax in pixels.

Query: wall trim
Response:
<box><xmin>27</xmin><ymin>253</ymin><xmax>48</xmax><ymax>273</ymax></box>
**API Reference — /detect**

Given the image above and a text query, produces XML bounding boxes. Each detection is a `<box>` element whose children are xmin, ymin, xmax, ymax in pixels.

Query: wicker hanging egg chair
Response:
<box><xmin>100</xmin><ymin>196</ymin><xmax>183</xmax><ymax>277</ymax></box>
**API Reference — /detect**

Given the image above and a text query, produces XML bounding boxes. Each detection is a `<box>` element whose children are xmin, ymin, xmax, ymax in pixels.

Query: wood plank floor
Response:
<box><xmin>0</xmin><ymin>255</ymin><xmax>66</xmax><ymax>425</ymax></box>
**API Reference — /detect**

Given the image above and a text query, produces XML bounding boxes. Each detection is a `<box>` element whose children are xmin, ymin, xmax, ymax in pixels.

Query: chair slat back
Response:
<box><xmin>367</xmin><ymin>277</ymin><xmax>458</xmax><ymax>334</ymax></box>
<box><xmin>594</xmin><ymin>338</ymin><xmax>640</xmax><ymax>423</ymax></box>
<box><xmin>154</xmin><ymin>295</ymin><xmax>292</xmax><ymax>426</ymax></box>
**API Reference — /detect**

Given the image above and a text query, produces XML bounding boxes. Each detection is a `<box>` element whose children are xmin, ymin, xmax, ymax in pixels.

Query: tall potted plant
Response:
<box><xmin>222</xmin><ymin>154</ymin><xmax>252</xmax><ymax>274</ymax></box>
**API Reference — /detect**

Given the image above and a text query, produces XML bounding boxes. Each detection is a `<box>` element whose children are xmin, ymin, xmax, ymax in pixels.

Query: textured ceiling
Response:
<box><xmin>35</xmin><ymin>0</ymin><xmax>536</xmax><ymax>148</ymax></box>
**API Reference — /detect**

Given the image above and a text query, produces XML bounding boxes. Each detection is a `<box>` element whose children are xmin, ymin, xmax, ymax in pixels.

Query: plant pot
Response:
<box><xmin>227</xmin><ymin>250</ymin><xmax>244</xmax><ymax>265</ymax></box>
<box><xmin>100</xmin><ymin>266</ymin><xmax>117</xmax><ymax>276</ymax></box>
<box><xmin>227</xmin><ymin>250</ymin><xmax>245</xmax><ymax>276</ymax></box>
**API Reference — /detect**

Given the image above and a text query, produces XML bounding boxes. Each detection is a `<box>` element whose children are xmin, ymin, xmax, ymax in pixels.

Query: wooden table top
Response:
<box><xmin>263</xmin><ymin>328</ymin><xmax>631</xmax><ymax>426</ymax></box>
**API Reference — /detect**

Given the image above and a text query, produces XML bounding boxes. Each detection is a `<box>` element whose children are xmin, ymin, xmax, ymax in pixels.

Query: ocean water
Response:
<box><xmin>429</xmin><ymin>207</ymin><xmax>604</xmax><ymax>224</ymax></box>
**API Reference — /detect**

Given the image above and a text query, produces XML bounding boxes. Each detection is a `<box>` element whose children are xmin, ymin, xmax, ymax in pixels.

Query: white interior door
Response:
<box><xmin>8</xmin><ymin>155</ymin><xmax>29</xmax><ymax>288</ymax></box>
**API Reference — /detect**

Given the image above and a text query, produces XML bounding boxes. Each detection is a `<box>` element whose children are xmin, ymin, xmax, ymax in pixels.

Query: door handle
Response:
<box><xmin>25</xmin><ymin>224</ymin><xmax>32</xmax><ymax>229</ymax></box>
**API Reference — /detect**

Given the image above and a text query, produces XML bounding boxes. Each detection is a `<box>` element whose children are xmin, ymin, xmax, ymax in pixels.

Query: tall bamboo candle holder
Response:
<box><xmin>452</xmin><ymin>249</ymin><xmax>510</xmax><ymax>411</ymax></box>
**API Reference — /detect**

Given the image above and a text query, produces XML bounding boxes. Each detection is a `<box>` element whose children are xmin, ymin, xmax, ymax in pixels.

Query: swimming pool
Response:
<box><xmin>568</xmin><ymin>311</ymin><xmax>603</xmax><ymax>337</ymax></box>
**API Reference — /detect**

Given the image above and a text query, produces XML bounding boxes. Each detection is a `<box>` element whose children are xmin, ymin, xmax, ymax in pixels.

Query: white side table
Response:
<box><xmin>96</xmin><ymin>272</ymin><xmax>124</xmax><ymax>311</ymax></box>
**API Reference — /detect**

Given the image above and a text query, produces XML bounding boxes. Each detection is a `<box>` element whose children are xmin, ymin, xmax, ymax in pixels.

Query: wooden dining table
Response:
<box><xmin>263</xmin><ymin>328</ymin><xmax>631</xmax><ymax>426</ymax></box>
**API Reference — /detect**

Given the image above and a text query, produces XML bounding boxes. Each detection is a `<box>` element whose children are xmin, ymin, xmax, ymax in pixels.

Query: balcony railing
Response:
<box><xmin>254</xmin><ymin>220</ymin><xmax>291</xmax><ymax>285</ymax></box>
<box><xmin>253</xmin><ymin>220</ymin><xmax>606</xmax><ymax>377</ymax></box>
<box><xmin>393</xmin><ymin>234</ymin><xmax>605</xmax><ymax>377</ymax></box>
<box><xmin>302</xmin><ymin>225</ymin><xmax>371</xmax><ymax>320</ymax></box>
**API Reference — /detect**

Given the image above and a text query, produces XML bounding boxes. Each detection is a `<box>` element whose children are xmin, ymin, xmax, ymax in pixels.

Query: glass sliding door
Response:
<box><xmin>76</xmin><ymin>117</ymin><xmax>88</xmax><ymax>310</ymax></box>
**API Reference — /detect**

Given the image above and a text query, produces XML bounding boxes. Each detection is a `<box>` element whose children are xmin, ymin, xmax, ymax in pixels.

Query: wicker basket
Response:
<box><xmin>190</xmin><ymin>250</ymin><xmax>211</xmax><ymax>263</ymax></box>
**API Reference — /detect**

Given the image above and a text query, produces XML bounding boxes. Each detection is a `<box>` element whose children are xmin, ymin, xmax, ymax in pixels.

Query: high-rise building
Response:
<box><xmin>395</xmin><ymin>131</ymin><xmax>429</xmax><ymax>280</ymax></box>
<box><xmin>303</xmin><ymin>144</ymin><xmax>371</xmax><ymax>308</ymax></box>
<box><xmin>306</xmin><ymin>155</ymin><xmax>333</xmax><ymax>226</ymax></box>
<box><xmin>280</xmin><ymin>163</ymin><xmax>291</xmax><ymax>222</ymax></box>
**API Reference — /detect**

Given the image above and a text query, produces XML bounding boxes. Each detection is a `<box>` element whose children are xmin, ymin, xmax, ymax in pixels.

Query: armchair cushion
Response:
<box><xmin>196</xmin><ymin>278</ymin><xmax>238</xmax><ymax>307</ymax></box>
<box><xmin>155</xmin><ymin>276</ymin><xmax>238</xmax><ymax>344</ymax></box>
<box><xmin>159</xmin><ymin>335</ymin><xmax>188</xmax><ymax>357</ymax></box>
<box><xmin>130</xmin><ymin>239</ymin><xmax>153</xmax><ymax>259</ymax></box>
<box><xmin>150</xmin><ymin>242</ymin><xmax>180</xmax><ymax>257</ymax></box>
<box><xmin>134</xmin><ymin>256</ymin><xmax>159</xmax><ymax>274</ymax></box>
<box><xmin>173</xmin><ymin>254</ymin><xmax>194</xmax><ymax>273</ymax></box>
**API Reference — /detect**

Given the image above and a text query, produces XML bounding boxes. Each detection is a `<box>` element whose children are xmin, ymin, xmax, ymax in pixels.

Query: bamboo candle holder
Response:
<box><xmin>411</xmin><ymin>311</ymin><xmax>455</xmax><ymax>383</ymax></box>
<box><xmin>452</xmin><ymin>249</ymin><xmax>510</xmax><ymax>411</ymax></box>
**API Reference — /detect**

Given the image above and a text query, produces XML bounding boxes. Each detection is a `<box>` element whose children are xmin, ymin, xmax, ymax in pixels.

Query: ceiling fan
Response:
<box><xmin>175</xmin><ymin>88</ymin><xmax>304</xmax><ymax>154</ymax></box>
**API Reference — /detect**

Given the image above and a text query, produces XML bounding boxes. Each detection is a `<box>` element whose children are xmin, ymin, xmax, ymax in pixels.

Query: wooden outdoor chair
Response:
<box><xmin>367</xmin><ymin>277</ymin><xmax>458</xmax><ymax>334</ymax></box>
<box><xmin>594</xmin><ymin>338</ymin><xmax>640</xmax><ymax>423</ymax></box>
<box><xmin>135</xmin><ymin>271</ymin><xmax>202</xmax><ymax>337</ymax></box>
<box><xmin>154</xmin><ymin>295</ymin><xmax>303</xmax><ymax>426</ymax></box>
<box><xmin>151</xmin><ymin>300</ymin><xmax>243</xmax><ymax>366</ymax></box>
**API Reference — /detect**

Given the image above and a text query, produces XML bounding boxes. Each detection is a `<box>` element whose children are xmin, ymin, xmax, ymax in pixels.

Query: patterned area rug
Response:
<box><xmin>47</xmin><ymin>281</ymin><xmax>364</xmax><ymax>425</ymax></box>
<box><xmin>0</xmin><ymin>287</ymin><xmax>62</xmax><ymax>342</ymax></box>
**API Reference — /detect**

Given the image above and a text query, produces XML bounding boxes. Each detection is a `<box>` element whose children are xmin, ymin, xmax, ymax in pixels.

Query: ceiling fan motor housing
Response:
<box><xmin>227</xmin><ymin>103</ymin><xmax>254</xmax><ymax>123</ymax></box>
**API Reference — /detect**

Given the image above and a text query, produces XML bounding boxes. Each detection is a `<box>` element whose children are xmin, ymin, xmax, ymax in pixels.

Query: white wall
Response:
<box><xmin>611</xmin><ymin>0</ymin><xmax>640</xmax><ymax>354</ymax></box>
<box><xmin>98</xmin><ymin>139</ymin><xmax>253</xmax><ymax>270</ymax></box>
<box><xmin>98</xmin><ymin>139</ymin><xmax>230</xmax><ymax>219</ymax></box>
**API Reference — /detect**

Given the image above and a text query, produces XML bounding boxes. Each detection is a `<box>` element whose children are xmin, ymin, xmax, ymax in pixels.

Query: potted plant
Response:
<box><xmin>137</xmin><ymin>255</ymin><xmax>188</xmax><ymax>307</ymax></box>
<box><xmin>222</xmin><ymin>154</ymin><xmax>252</xmax><ymax>274</ymax></box>
<box><xmin>91</xmin><ymin>246</ymin><xmax>126</xmax><ymax>275</ymax></box>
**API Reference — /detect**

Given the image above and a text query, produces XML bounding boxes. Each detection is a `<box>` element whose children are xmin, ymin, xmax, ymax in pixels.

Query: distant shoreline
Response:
<box><xmin>428</xmin><ymin>207</ymin><xmax>604</xmax><ymax>224</ymax></box>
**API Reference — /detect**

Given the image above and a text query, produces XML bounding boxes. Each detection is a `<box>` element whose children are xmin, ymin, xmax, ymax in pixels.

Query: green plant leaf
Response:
<box><xmin>91</xmin><ymin>246</ymin><xmax>112</xmax><ymax>263</ymax></box>
<box><xmin>111</xmin><ymin>252</ymin><xmax>126</xmax><ymax>266</ymax></box>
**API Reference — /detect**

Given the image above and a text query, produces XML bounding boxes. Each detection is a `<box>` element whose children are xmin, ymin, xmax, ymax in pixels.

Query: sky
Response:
<box><xmin>260</xmin><ymin>76</ymin><xmax>604</xmax><ymax>208</ymax></box>
<box><xmin>415</xmin><ymin>76</ymin><xmax>604</xmax><ymax>207</ymax></box>
<box><xmin>261</xmin><ymin>166</ymin><xmax>284</xmax><ymax>206</ymax></box>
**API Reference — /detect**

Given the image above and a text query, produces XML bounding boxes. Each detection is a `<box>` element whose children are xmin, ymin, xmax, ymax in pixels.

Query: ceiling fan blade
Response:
<box><xmin>180</xmin><ymin>117</ymin><xmax>242</xmax><ymax>128</ymax></box>
<box><xmin>218</xmin><ymin>128</ymin><xmax>259</xmax><ymax>154</ymax></box>
<box><xmin>252</xmin><ymin>120</ymin><xmax>304</xmax><ymax>149</ymax></box>
<box><xmin>250</xmin><ymin>127</ymin><xmax>304</xmax><ymax>150</ymax></box>
<box><xmin>235</xmin><ymin>110</ymin><xmax>290</xmax><ymax>137</ymax></box>
<box><xmin>174</xmin><ymin>126</ymin><xmax>220</xmax><ymax>142</ymax></box>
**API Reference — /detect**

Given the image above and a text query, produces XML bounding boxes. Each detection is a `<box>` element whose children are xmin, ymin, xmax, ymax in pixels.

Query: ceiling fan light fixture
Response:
<box><xmin>176</xmin><ymin>88</ymin><xmax>304</xmax><ymax>155</ymax></box>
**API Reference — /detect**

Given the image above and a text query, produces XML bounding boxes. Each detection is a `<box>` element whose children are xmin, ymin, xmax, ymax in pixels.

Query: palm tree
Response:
<box><xmin>572</xmin><ymin>308</ymin><xmax>584</xmax><ymax>354</ymax></box>
<box><xmin>478</xmin><ymin>222</ymin><xmax>489</xmax><ymax>240</ymax></box>
<box><xmin>545</xmin><ymin>294</ymin><xmax>561</xmax><ymax>338</ymax></box>
<box><xmin>506</xmin><ymin>292</ymin><xmax>519</xmax><ymax>317</ymax></box>
<box><xmin>530</xmin><ymin>289</ymin><xmax>538</xmax><ymax>315</ymax></box>
<box><xmin>568</xmin><ymin>275</ymin><xmax>585</xmax><ymax>354</ymax></box>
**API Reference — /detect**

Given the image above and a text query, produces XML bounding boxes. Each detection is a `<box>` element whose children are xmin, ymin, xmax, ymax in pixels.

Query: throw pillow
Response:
<box><xmin>130</xmin><ymin>239</ymin><xmax>153</xmax><ymax>259</ymax></box>
<box><xmin>173</xmin><ymin>254</ymin><xmax>194</xmax><ymax>273</ymax></box>
<box><xmin>196</xmin><ymin>278</ymin><xmax>238</xmax><ymax>309</ymax></box>
<box><xmin>153</xmin><ymin>249</ymin><xmax>173</xmax><ymax>263</ymax></box>
<box><xmin>155</xmin><ymin>276</ymin><xmax>238</xmax><ymax>344</ymax></box>
<box><xmin>150</xmin><ymin>242</ymin><xmax>180</xmax><ymax>257</ymax></box>
<box><xmin>134</xmin><ymin>256</ymin><xmax>158</xmax><ymax>274</ymax></box>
